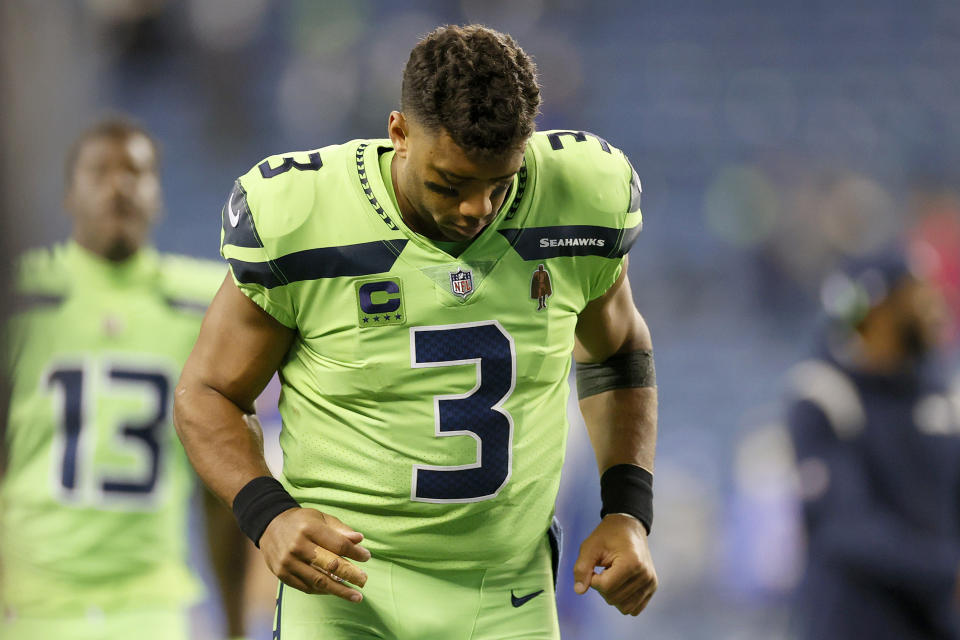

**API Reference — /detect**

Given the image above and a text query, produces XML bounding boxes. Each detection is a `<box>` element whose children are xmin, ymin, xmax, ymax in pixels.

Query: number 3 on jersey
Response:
<box><xmin>410</xmin><ymin>321</ymin><xmax>516</xmax><ymax>503</ymax></box>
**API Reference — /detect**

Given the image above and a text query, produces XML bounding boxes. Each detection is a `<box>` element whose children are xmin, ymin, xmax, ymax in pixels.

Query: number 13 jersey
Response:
<box><xmin>2</xmin><ymin>244</ymin><xmax>224</xmax><ymax>615</ymax></box>
<box><xmin>221</xmin><ymin>131</ymin><xmax>643</xmax><ymax>570</ymax></box>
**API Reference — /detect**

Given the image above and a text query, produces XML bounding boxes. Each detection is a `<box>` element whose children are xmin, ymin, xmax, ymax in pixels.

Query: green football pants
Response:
<box><xmin>273</xmin><ymin>534</ymin><xmax>561</xmax><ymax>640</ymax></box>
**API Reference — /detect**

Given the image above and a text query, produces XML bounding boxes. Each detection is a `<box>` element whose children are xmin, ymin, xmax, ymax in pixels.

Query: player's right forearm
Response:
<box><xmin>173</xmin><ymin>380</ymin><xmax>274</xmax><ymax>506</ymax></box>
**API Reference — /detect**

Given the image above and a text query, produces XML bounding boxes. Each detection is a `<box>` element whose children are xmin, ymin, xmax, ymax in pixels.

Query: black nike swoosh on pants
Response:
<box><xmin>511</xmin><ymin>589</ymin><xmax>545</xmax><ymax>607</ymax></box>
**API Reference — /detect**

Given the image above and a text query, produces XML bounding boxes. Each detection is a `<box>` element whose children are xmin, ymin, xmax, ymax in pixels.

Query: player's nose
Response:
<box><xmin>458</xmin><ymin>191</ymin><xmax>494</xmax><ymax>221</ymax></box>
<box><xmin>105</xmin><ymin>168</ymin><xmax>137</xmax><ymax>196</ymax></box>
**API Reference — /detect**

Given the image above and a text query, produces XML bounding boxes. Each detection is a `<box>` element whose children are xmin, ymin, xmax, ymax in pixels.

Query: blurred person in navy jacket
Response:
<box><xmin>785</xmin><ymin>250</ymin><xmax>960</xmax><ymax>640</ymax></box>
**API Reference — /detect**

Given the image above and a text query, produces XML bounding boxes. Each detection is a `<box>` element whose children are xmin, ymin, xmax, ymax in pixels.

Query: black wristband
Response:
<box><xmin>232</xmin><ymin>476</ymin><xmax>300</xmax><ymax>547</ymax></box>
<box><xmin>600</xmin><ymin>464</ymin><xmax>653</xmax><ymax>534</ymax></box>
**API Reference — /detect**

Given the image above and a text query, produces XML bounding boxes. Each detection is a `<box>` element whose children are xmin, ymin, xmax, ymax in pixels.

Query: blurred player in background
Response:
<box><xmin>175</xmin><ymin>24</ymin><xmax>658</xmax><ymax>639</ymax></box>
<box><xmin>785</xmin><ymin>250</ymin><xmax>960</xmax><ymax>639</ymax></box>
<box><xmin>0</xmin><ymin>118</ymin><xmax>248</xmax><ymax>640</ymax></box>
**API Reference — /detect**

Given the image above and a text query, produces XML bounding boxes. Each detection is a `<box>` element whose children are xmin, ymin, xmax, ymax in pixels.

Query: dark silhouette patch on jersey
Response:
<box><xmin>530</xmin><ymin>264</ymin><xmax>553</xmax><ymax>311</ymax></box>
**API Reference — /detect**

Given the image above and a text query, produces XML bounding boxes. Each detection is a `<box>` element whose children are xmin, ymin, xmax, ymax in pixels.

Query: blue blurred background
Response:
<box><xmin>4</xmin><ymin>1</ymin><xmax>960</xmax><ymax>638</ymax></box>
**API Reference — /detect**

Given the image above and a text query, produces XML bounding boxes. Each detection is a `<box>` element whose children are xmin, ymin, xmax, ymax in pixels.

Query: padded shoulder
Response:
<box><xmin>221</xmin><ymin>142</ymin><xmax>356</xmax><ymax>255</ymax></box>
<box><xmin>15</xmin><ymin>244</ymin><xmax>70</xmax><ymax>296</ymax></box>
<box><xmin>516</xmin><ymin>131</ymin><xmax>642</xmax><ymax>259</ymax></box>
<box><xmin>157</xmin><ymin>253</ymin><xmax>226</xmax><ymax>311</ymax></box>
<box><xmin>786</xmin><ymin>359</ymin><xmax>865</xmax><ymax>439</ymax></box>
<box><xmin>529</xmin><ymin>130</ymin><xmax>641</xmax><ymax>221</ymax></box>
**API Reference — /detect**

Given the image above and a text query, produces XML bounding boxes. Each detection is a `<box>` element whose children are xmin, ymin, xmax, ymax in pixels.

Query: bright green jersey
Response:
<box><xmin>1</xmin><ymin>242</ymin><xmax>225</xmax><ymax>616</ymax></box>
<box><xmin>220</xmin><ymin>131</ymin><xmax>642</xmax><ymax>570</ymax></box>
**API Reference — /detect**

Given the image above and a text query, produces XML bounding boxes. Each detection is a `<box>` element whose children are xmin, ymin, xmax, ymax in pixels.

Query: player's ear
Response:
<box><xmin>388</xmin><ymin>111</ymin><xmax>409</xmax><ymax>158</ymax></box>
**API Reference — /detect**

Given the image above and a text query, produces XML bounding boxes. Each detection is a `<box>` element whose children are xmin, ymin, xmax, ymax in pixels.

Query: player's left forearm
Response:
<box><xmin>579</xmin><ymin>385</ymin><xmax>657</xmax><ymax>474</ymax></box>
<box><xmin>573</xmin><ymin>266</ymin><xmax>658</xmax><ymax>517</ymax></box>
<box><xmin>572</xmin><ymin>381</ymin><xmax>659</xmax><ymax>613</ymax></box>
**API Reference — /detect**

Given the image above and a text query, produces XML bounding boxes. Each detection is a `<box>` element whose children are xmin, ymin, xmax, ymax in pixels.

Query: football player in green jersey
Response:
<box><xmin>175</xmin><ymin>25</ymin><xmax>658</xmax><ymax>639</ymax></box>
<box><xmin>0</xmin><ymin>118</ymin><xmax>248</xmax><ymax>640</ymax></box>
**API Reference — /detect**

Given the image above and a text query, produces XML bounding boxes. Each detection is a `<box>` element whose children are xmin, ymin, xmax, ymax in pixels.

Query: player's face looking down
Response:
<box><xmin>65</xmin><ymin>132</ymin><xmax>161</xmax><ymax>261</ymax></box>
<box><xmin>388</xmin><ymin>111</ymin><xmax>526</xmax><ymax>243</ymax></box>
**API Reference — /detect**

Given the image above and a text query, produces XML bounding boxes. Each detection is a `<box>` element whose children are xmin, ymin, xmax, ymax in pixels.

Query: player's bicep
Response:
<box><xmin>181</xmin><ymin>274</ymin><xmax>295</xmax><ymax>411</ymax></box>
<box><xmin>574</xmin><ymin>258</ymin><xmax>650</xmax><ymax>363</ymax></box>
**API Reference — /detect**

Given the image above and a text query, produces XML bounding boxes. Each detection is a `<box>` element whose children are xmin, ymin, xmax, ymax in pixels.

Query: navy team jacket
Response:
<box><xmin>786</xmin><ymin>345</ymin><xmax>960</xmax><ymax>640</ymax></box>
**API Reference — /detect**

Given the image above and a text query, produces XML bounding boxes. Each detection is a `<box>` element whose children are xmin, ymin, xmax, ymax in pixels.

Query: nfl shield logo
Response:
<box><xmin>449</xmin><ymin>268</ymin><xmax>474</xmax><ymax>298</ymax></box>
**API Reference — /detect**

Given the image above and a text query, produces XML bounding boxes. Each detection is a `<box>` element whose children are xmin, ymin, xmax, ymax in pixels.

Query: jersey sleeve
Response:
<box><xmin>158</xmin><ymin>254</ymin><xmax>227</xmax><ymax>316</ymax></box>
<box><xmin>218</xmin><ymin>152</ymin><xmax>323</xmax><ymax>328</ymax></box>
<box><xmin>520</xmin><ymin>131</ymin><xmax>644</xmax><ymax>303</ymax></box>
<box><xmin>13</xmin><ymin>246</ymin><xmax>69</xmax><ymax>300</ymax></box>
<box><xmin>590</xmin><ymin>149</ymin><xmax>642</xmax><ymax>301</ymax></box>
<box><xmin>550</xmin><ymin>132</ymin><xmax>642</xmax><ymax>301</ymax></box>
<box><xmin>7</xmin><ymin>247</ymin><xmax>68</xmax><ymax>370</ymax></box>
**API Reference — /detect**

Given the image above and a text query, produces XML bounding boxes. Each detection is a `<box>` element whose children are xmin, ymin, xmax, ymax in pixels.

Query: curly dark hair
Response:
<box><xmin>401</xmin><ymin>25</ymin><xmax>541</xmax><ymax>154</ymax></box>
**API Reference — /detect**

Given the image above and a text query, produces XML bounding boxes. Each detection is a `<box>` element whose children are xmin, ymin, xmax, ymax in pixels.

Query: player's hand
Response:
<box><xmin>259</xmin><ymin>507</ymin><xmax>371</xmax><ymax>602</ymax></box>
<box><xmin>572</xmin><ymin>514</ymin><xmax>657</xmax><ymax>616</ymax></box>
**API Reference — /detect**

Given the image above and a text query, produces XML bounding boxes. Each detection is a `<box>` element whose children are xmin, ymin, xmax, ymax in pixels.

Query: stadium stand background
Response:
<box><xmin>3</xmin><ymin>1</ymin><xmax>959</xmax><ymax>638</ymax></box>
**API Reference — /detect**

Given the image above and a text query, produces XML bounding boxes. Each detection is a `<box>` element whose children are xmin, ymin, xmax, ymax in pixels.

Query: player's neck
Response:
<box><xmin>71</xmin><ymin>233</ymin><xmax>141</xmax><ymax>265</ymax></box>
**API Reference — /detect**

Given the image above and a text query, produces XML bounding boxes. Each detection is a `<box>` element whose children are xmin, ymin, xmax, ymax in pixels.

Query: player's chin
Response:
<box><xmin>101</xmin><ymin>234</ymin><xmax>141</xmax><ymax>262</ymax></box>
<box><xmin>441</xmin><ymin>226</ymin><xmax>478</xmax><ymax>241</ymax></box>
